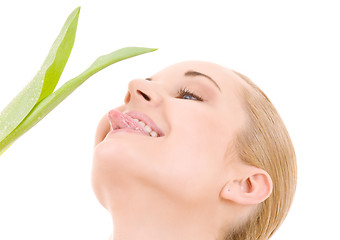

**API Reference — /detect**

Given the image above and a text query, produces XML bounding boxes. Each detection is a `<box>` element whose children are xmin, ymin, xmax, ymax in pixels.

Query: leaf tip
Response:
<box><xmin>72</xmin><ymin>6</ymin><xmax>81</xmax><ymax>16</ymax></box>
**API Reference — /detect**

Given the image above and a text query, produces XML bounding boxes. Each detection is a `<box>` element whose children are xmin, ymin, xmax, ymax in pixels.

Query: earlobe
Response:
<box><xmin>220</xmin><ymin>167</ymin><xmax>273</xmax><ymax>205</ymax></box>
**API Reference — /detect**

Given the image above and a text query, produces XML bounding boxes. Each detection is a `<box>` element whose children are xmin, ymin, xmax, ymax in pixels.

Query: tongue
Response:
<box><xmin>108</xmin><ymin>110</ymin><xmax>148</xmax><ymax>136</ymax></box>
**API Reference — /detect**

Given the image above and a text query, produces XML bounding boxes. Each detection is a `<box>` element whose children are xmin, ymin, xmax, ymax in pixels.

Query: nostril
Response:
<box><xmin>137</xmin><ymin>90</ymin><xmax>151</xmax><ymax>101</ymax></box>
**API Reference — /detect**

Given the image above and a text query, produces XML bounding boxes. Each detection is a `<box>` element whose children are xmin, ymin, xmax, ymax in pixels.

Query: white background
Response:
<box><xmin>0</xmin><ymin>0</ymin><xmax>339</xmax><ymax>239</ymax></box>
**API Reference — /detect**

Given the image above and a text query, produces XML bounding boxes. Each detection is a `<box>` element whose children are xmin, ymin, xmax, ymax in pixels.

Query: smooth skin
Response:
<box><xmin>93</xmin><ymin>61</ymin><xmax>272</xmax><ymax>240</ymax></box>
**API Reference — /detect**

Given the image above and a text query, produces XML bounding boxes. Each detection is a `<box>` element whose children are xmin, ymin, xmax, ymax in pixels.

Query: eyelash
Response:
<box><xmin>177</xmin><ymin>87</ymin><xmax>204</xmax><ymax>101</ymax></box>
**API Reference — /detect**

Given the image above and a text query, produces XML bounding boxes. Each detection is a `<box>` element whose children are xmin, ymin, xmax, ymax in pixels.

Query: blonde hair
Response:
<box><xmin>227</xmin><ymin>71</ymin><xmax>297</xmax><ymax>240</ymax></box>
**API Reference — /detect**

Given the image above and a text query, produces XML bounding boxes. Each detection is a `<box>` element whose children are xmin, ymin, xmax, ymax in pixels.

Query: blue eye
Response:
<box><xmin>177</xmin><ymin>88</ymin><xmax>203</xmax><ymax>101</ymax></box>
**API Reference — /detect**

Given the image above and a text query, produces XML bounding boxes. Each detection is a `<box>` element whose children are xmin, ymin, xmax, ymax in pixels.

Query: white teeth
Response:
<box><xmin>150</xmin><ymin>131</ymin><xmax>158</xmax><ymax>137</ymax></box>
<box><xmin>138</xmin><ymin>121</ymin><xmax>146</xmax><ymax>127</ymax></box>
<box><xmin>144</xmin><ymin>125</ymin><xmax>152</xmax><ymax>133</ymax></box>
<box><xmin>132</xmin><ymin>118</ymin><xmax>159</xmax><ymax>137</ymax></box>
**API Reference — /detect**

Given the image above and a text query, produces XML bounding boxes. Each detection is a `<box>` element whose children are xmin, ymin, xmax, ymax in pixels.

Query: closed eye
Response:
<box><xmin>177</xmin><ymin>87</ymin><xmax>204</xmax><ymax>101</ymax></box>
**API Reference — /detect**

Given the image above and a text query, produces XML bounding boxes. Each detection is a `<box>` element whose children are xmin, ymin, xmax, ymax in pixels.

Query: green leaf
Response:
<box><xmin>0</xmin><ymin>47</ymin><xmax>157</xmax><ymax>155</ymax></box>
<box><xmin>0</xmin><ymin>7</ymin><xmax>80</xmax><ymax>143</ymax></box>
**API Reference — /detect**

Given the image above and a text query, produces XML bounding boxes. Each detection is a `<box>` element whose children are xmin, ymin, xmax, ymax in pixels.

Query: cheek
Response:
<box><xmin>154</xmin><ymin>141</ymin><xmax>225</xmax><ymax>204</ymax></box>
<box><xmin>168</xmin><ymin>112</ymin><xmax>237</xmax><ymax>200</ymax></box>
<box><xmin>155</xmin><ymin>129</ymin><xmax>229</xmax><ymax>203</ymax></box>
<box><xmin>169</xmin><ymin>105</ymin><xmax>227</xmax><ymax>155</ymax></box>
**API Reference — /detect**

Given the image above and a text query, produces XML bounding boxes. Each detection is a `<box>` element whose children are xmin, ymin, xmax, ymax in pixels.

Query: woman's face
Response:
<box><xmin>93</xmin><ymin>61</ymin><xmax>247</xmax><ymax>206</ymax></box>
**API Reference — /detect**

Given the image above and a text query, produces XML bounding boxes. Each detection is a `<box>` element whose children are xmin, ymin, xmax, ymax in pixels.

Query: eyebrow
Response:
<box><xmin>145</xmin><ymin>70</ymin><xmax>221</xmax><ymax>92</ymax></box>
<box><xmin>184</xmin><ymin>70</ymin><xmax>221</xmax><ymax>91</ymax></box>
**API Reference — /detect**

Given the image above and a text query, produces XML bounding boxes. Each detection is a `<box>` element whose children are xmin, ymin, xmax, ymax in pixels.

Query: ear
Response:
<box><xmin>220</xmin><ymin>166</ymin><xmax>273</xmax><ymax>205</ymax></box>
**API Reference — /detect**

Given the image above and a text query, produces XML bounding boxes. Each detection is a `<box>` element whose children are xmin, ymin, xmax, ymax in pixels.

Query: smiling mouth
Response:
<box><xmin>107</xmin><ymin>110</ymin><xmax>163</xmax><ymax>137</ymax></box>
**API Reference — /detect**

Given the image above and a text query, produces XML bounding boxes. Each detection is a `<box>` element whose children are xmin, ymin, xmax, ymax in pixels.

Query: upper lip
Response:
<box><xmin>124</xmin><ymin>110</ymin><xmax>165</xmax><ymax>137</ymax></box>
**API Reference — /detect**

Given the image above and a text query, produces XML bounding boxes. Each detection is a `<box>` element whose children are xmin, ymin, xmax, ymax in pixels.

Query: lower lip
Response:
<box><xmin>106</xmin><ymin>128</ymin><xmax>147</xmax><ymax>138</ymax></box>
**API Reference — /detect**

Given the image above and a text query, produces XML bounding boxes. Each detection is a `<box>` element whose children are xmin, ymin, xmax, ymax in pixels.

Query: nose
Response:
<box><xmin>125</xmin><ymin>79</ymin><xmax>162</xmax><ymax>106</ymax></box>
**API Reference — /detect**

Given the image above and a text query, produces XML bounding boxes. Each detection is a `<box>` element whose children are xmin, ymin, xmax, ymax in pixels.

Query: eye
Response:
<box><xmin>177</xmin><ymin>87</ymin><xmax>204</xmax><ymax>101</ymax></box>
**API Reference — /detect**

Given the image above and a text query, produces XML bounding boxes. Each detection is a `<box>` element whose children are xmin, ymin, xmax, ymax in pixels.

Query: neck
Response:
<box><xmin>108</xmin><ymin>190</ymin><xmax>222</xmax><ymax>240</ymax></box>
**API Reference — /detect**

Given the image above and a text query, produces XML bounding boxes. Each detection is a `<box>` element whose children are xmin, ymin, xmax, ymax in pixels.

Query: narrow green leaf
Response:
<box><xmin>0</xmin><ymin>7</ymin><xmax>80</xmax><ymax>143</ymax></box>
<box><xmin>38</xmin><ymin>7</ymin><xmax>80</xmax><ymax>102</ymax></box>
<box><xmin>0</xmin><ymin>47</ymin><xmax>157</xmax><ymax>155</ymax></box>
